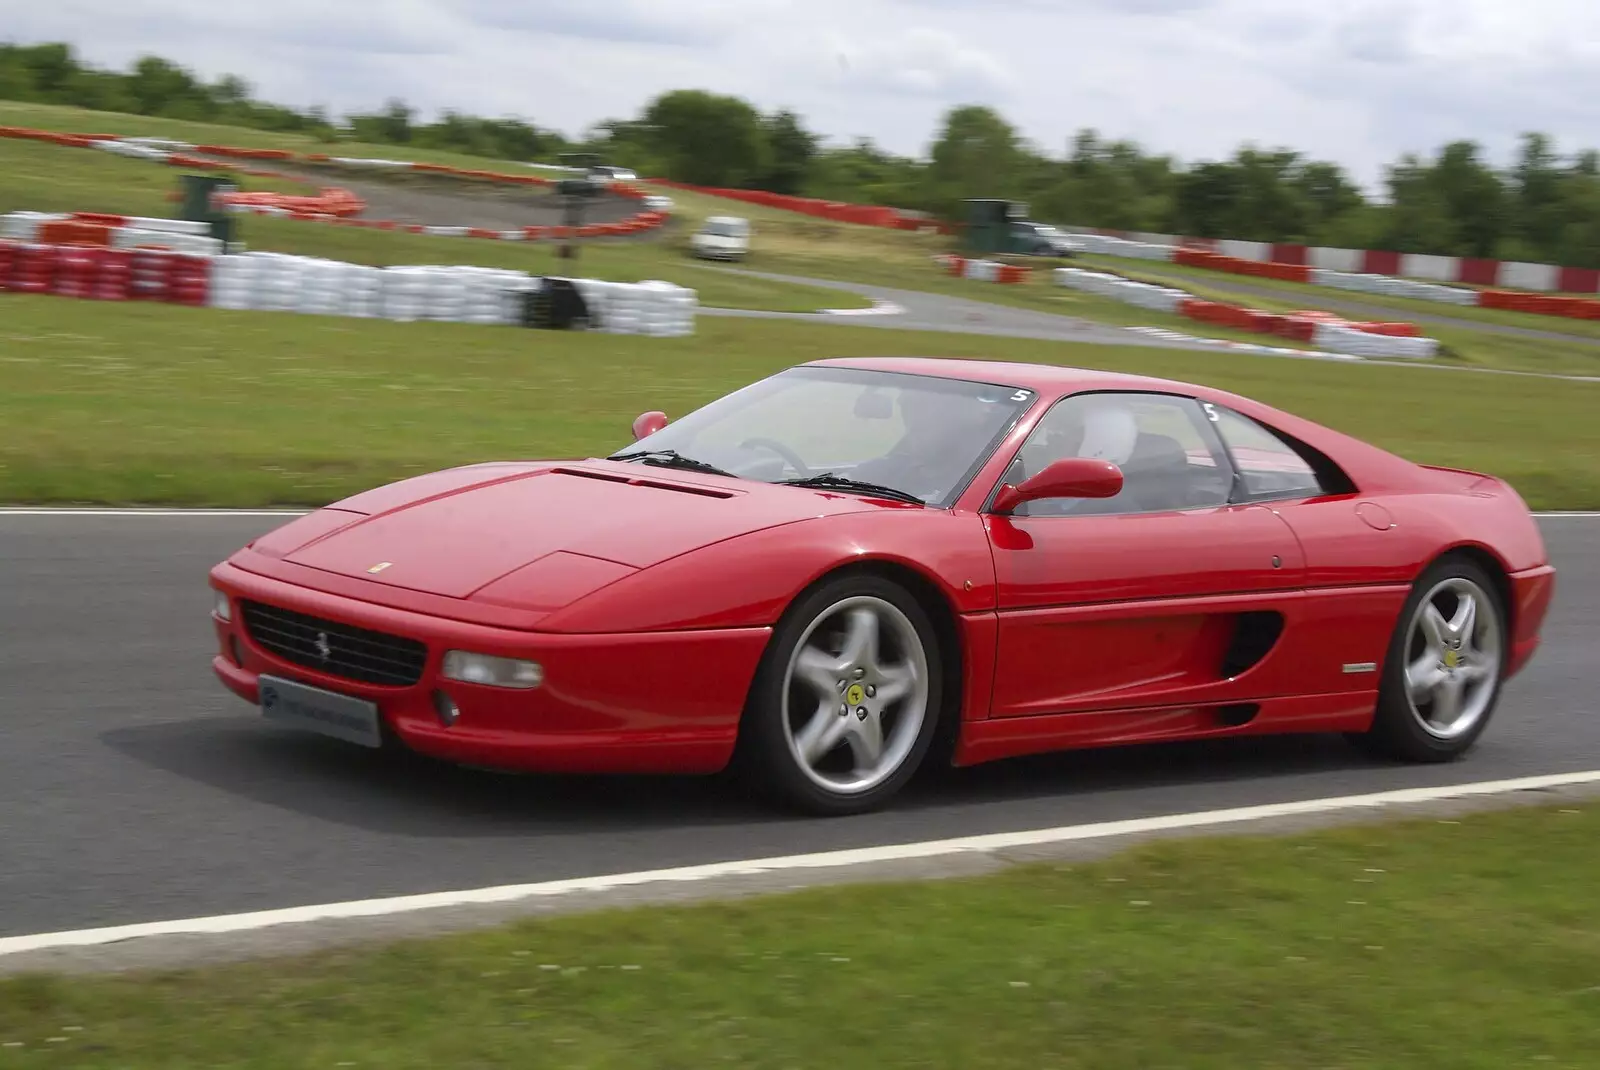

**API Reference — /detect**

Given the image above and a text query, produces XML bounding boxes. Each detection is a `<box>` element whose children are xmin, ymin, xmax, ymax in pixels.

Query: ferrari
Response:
<box><xmin>209</xmin><ymin>357</ymin><xmax>1556</xmax><ymax>814</ymax></box>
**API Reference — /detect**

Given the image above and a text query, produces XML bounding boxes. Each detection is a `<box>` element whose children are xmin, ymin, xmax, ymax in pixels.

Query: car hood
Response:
<box><xmin>270</xmin><ymin>460</ymin><xmax>887</xmax><ymax>600</ymax></box>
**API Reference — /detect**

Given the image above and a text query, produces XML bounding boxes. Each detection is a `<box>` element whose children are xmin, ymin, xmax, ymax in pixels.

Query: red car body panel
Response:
<box><xmin>208</xmin><ymin>357</ymin><xmax>1555</xmax><ymax>776</ymax></box>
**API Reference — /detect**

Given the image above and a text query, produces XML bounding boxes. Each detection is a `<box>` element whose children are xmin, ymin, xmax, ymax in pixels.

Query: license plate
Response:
<box><xmin>259</xmin><ymin>674</ymin><xmax>383</xmax><ymax>749</ymax></box>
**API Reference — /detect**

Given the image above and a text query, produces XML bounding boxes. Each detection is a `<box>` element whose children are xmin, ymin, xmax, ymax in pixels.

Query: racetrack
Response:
<box><xmin>3</xmin><ymin>150</ymin><xmax>1598</xmax><ymax>963</ymax></box>
<box><xmin>203</xmin><ymin>155</ymin><xmax>654</xmax><ymax>231</ymax></box>
<box><xmin>1</xmin><ymin>511</ymin><xmax>1592</xmax><ymax>942</ymax></box>
<box><xmin>708</xmin><ymin>268</ymin><xmax>1600</xmax><ymax>381</ymax></box>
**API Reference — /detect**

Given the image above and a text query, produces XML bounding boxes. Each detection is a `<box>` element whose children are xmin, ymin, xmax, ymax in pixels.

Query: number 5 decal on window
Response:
<box><xmin>1201</xmin><ymin>402</ymin><xmax>1220</xmax><ymax>422</ymax></box>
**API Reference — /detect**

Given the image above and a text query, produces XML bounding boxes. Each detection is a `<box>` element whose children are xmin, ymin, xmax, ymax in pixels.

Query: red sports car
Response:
<box><xmin>209</xmin><ymin>357</ymin><xmax>1556</xmax><ymax>814</ymax></box>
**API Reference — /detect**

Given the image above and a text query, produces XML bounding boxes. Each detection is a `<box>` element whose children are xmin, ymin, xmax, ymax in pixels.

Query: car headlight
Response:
<box><xmin>441</xmin><ymin>650</ymin><xmax>544</xmax><ymax>689</ymax></box>
<box><xmin>213</xmin><ymin>590</ymin><xmax>232</xmax><ymax>621</ymax></box>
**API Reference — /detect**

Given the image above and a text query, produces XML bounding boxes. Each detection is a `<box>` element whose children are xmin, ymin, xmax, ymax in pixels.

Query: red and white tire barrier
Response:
<box><xmin>2</xmin><ymin>210</ymin><xmax>224</xmax><ymax>255</ymax></box>
<box><xmin>1053</xmin><ymin>267</ymin><xmax>1440</xmax><ymax>360</ymax></box>
<box><xmin>932</xmin><ymin>254</ymin><xmax>1031</xmax><ymax>283</ymax></box>
<box><xmin>1067</xmin><ymin>231</ymin><xmax>1600</xmax><ymax>321</ymax></box>
<box><xmin>0</xmin><ymin>239</ymin><xmax>697</xmax><ymax>336</ymax></box>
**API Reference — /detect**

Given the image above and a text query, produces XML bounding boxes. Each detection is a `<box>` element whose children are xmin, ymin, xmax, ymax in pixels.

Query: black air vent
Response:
<box><xmin>240</xmin><ymin>600</ymin><xmax>427</xmax><ymax>687</ymax></box>
<box><xmin>552</xmin><ymin>466</ymin><xmax>735</xmax><ymax>498</ymax></box>
<box><xmin>1219</xmin><ymin>611</ymin><xmax>1284</xmax><ymax>679</ymax></box>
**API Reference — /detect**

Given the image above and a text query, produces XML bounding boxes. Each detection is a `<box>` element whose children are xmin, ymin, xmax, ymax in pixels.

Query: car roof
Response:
<box><xmin>803</xmin><ymin>354</ymin><xmax>1432</xmax><ymax>496</ymax></box>
<box><xmin>803</xmin><ymin>356</ymin><xmax>1206</xmax><ymax>398</ymax></box>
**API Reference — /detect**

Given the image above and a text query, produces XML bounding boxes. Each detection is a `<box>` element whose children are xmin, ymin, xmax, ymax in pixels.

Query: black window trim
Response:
<box><xmin>981</xmin><ymin>388</ymin><xmax>1242</xmax><ymax>517</ymax></box>
<box><xmin>1204</xmin><ymin>403</ymin><xmax>1357</xmax><ymax>505</ymax></box>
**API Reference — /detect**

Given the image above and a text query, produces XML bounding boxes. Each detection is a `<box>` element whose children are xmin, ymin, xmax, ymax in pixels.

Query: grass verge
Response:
<box><xmin>3</xmin><ymin>803</ymin><xmax>1597</xmax><ymax>1068</ymax></box>
<box><xmin>3</xmin><ymin>293</ymin><xmax>1598</xmax><ymax>509</ymax></box>
<box><xmin>0</xmin><ymin>136</ymin><xmax>310</xmax><ymax>219</ymax></box>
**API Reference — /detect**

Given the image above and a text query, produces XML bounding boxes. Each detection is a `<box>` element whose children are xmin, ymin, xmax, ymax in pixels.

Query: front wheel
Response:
<box><xmin>1348</xmin><ymin>555</ymin><xmax>1508</xmax><ymax>762</ymax></box>
<box><xmin>735</xmin><ymin>574</ymin><xmax>943</xmax><ymax>815</ymax></box>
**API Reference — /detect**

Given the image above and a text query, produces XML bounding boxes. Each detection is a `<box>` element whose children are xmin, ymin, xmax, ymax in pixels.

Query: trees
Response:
<box><xmin>2</xmin><ymin>41</ymin><xmax>1597</xmax><ymax>266</ymax></box>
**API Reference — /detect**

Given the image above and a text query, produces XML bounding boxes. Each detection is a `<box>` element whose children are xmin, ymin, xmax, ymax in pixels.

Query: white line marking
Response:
<box><xmin>821</xmin><ymin>299</ymin><xmax>906</xmax><ymax>316</ymax></box>
<box><xmin>3</xmin><ymin>769</ymin><xmax>1596</xmax><ymax>958</ymax></box>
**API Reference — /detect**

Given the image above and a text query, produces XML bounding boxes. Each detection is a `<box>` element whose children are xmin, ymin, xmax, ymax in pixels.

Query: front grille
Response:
<box><xmin>239</xmin><ymin>600</ymin><xmax>428</xmax><ymax>687</ymax></box>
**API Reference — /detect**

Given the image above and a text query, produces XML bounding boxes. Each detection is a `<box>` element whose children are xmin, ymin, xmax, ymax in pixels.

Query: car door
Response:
<box><xmin>1200</xmin><ymin>400</ymin><xmax>1419</xmax><ymax>697</ymax></box>
<box><xmin>984</xmin><ymin>390</ymin><xmax>1308</xmax><ymax>719</ymax></box>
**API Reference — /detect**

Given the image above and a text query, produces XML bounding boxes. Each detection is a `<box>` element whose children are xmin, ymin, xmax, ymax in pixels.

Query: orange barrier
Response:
<box><xmin>1176</xmin><ymin>299</ymin><xmax>1422</xmax><ymax>342</ymax></box>
<box><xmin>1174</xmin><ymin>247</ymin><xmax>1312</xmax><ymax>283</ymax></box>
<box><xmin>36</xmin><ymin>220</ymin><xmax>116</xmax><ymax>247</ymax></box>
<box><xmin>1478</xmin><ymin>289</ymin><xmax>1600</xmax><ymax>320</ymax></box>
<box><xmin>218</xmin><ymin>186</ymin><xmax>365</xmax><ymax>217</ymax></box>
<box><xmin>650</xmin><ymin>178</ymin><xmax>954</xmax><ymax>234</ymax></box>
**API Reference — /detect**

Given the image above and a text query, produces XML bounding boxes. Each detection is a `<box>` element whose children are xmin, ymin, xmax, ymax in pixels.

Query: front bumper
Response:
<box><xmin>209</xmin><ymin>561</ymin><xmax>771</xmax><ymax>774</ymax></box>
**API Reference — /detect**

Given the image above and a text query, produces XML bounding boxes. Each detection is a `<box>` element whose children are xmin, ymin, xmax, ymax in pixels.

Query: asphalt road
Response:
<box><xmin>698</xmin><ymin>268</ymin><xmax>1600</xmax><ymax>384</ymax></box>
<box><xmin>0</xmin><ymin>512</ymin><xmax>1593</xmax><ymax>939</ymax></box>
<box><xmin>702</xmin><ymin>266</ymin><xmax>1218</xmax><ymax>350</ymax></box>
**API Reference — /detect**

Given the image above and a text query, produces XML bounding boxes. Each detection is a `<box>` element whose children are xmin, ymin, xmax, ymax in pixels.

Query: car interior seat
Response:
<box><xmin>1118</xmin><ymin>432</ymin><xmax>1199</xmax><ymax>511</ymax></box>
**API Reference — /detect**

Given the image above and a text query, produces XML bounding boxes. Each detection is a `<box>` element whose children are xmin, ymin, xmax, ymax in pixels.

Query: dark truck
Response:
<box><xmin>962</xmin><ymin>199</ymin><xmax>1079</xmax><ymax>257</ymax></box>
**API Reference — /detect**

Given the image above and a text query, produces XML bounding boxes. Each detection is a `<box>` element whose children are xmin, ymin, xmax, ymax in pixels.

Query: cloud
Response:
<box><xmin>4</xmin><ymin>0</ymin><xmax>1598</xmax><ymax>194</ymax></box>
<box><xmin>449</xmin><ymin>0</ymin><xmax>795</xmax><ymax>47</ymax></box>
<box><xmin>821</xmin><ymin>27</ymin><xmax>1013</xmax><ymax>101</ymax></box>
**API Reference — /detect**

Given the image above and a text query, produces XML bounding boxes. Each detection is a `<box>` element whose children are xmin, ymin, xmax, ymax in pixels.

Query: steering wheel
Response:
<box><xmin>740</xmin><ymin>437</ymin><xmax>813</xmax><ymax>479</ymax></box>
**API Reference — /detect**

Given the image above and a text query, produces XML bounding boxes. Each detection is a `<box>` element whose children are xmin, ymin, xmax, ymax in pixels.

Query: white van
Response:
<box><xmin>690</xmin><ymin>215</ymin><xmax>750</xmax><ymax>261</ymax></box>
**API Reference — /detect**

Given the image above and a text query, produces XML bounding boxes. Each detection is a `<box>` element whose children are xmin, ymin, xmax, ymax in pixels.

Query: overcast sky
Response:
<box><xmin>8</xmin><ymin>0</ymin><xmax>1598</xmax><ymax>190</ymax></box>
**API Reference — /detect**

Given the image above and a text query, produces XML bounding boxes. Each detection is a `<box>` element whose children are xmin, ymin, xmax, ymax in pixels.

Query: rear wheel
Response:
<box><xmin>735</xmin><ymin>573</ymin><xmax>943</xmax><ymax>815</ymax></box>
<box><xmin>1349</xmin><ymin>555</ymin><xmax>1507</xmax><ymax>761</ymax></box>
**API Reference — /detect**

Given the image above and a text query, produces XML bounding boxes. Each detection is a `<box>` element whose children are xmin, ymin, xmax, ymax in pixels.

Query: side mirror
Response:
<box><xmin>631</xmin><ymin>410</ymin><xmax>669</xmax><ymax>440</ymax></box>
<box><xmin>990</xmin><ymin>456</ymin><xmax>1124</xmax><ymax>514</ymax></box>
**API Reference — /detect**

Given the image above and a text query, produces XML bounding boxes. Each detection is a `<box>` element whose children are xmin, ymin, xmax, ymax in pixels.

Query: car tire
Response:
<box><xmin>1346</xmin><ymin>555</ymin><xmax>1508</xmax><ymax>763</ymax></box>
<box><xmin>734</xmin><ymin>572</ymin><xmax>945</xmax><ymax>816</ymax></box>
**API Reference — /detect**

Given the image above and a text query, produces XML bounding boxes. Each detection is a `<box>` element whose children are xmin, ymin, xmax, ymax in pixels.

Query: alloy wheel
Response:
<box><xmin>779</xmin><ymin>594</ymin><xmax>931</xmax><ymax>796</ymax></box>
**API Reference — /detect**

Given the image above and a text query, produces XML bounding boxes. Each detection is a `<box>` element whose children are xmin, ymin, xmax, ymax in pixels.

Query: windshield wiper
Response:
<box><xmin>776</xmin><ymin>472</ymin><xmax>927</xmax><ymax>506</ymax></box>
<box><xmin>609</xmin><ymin>449</ymin><xmax>737</xmax><ymax>478</ymax></box>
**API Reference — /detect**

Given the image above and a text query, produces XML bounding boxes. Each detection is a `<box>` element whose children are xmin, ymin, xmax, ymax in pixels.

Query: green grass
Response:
<box><xmin>3</xmin><ymin>293</ymin><xmax>1598</xmax><ymax>509</ymax></box>
<box><xmin>3</xmin><ymin>802</ymin><xmax>1597</xmax><ymax>1068</ymax></box>
<box><xmin>0</xmin><ymin>100</ymin><xmax>549</xmax><ymax>173</ymax></box>
<box><xmin>0</xmin><ymin>136</ymin><xmax>309</xmax><ymax>218</ymax></box>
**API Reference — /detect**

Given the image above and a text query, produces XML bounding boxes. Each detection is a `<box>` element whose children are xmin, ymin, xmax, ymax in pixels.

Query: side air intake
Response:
<box><xmin>1219</xmin><ymin>611</ymin><xmax>1284</xmax><ymax>679</ymax></box>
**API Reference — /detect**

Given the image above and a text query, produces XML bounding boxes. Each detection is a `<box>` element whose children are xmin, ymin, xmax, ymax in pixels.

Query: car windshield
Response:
<box><xmin>609</xmin><ymin>366</ymin><xmax>1036</xmax><ymax>507</ymax></box>
<box><xmin>701</xmin><ymin>220</ymin><xmax>744</xmax><ymax>237</ymax></box>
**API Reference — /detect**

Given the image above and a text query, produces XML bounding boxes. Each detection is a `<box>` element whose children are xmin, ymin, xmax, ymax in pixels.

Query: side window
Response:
<box><xmin>1001</xmin><ymin>392</ymin><xmax>1235</xmax><ymax>517</ymax></box>
<box><xmin>1206</xmin><ymin>405</ymin><xmax>1328</xmax><ymax>500</ymax></box>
